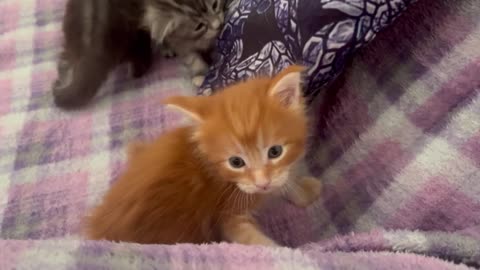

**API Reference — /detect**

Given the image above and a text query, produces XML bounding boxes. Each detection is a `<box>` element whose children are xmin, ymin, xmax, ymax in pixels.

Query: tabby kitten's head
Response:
<box><xmin>144</xmin><ymin>0</ymin><xmax>225</xmax><ymax>54</ymax></box>
<box><xmin>164</xmin><ymin>66</ymin><xmax>308</xmax><ymax>195</ymax></box>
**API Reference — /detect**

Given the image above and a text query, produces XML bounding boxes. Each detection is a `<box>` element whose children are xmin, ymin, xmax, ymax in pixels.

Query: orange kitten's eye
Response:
<box><xmin>268</xmin><ymin>145</ymin><xmax>283</xmax><ymax>159</ymax></box>
<box><xmin>228</xmin><ymin>156</ymin><xmax>245</xmax><ymax>168</ymax></box>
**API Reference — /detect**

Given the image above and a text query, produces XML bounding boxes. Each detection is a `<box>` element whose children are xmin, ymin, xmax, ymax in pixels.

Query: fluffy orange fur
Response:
<box><xmin>86</xmin><ymin>65</ymin><xmax>321</xmax><ymax>246</ymax></box>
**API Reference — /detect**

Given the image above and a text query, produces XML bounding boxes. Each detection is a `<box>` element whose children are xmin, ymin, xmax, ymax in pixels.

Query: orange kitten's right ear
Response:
<box><xmin>269</xmin><ymin>65</ymin><xmax>305</xmax><ymax>110</ymax></box>
<box><xmin>162</xmin><ymin>96</ymin><xmax>207</xmax><ymax>122</ymax></box>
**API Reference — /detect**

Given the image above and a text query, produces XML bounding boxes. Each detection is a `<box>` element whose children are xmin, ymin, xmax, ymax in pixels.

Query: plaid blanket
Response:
<box><xmin>0</xmin><ymin>0</ymin><xmax>479</xmax><ymax>269</ymax></box>
<box><xmin>0</xmin><ymin>0</ymin><xmax>191</xmax><ymax>239</ymax></box>
<box><xmin>0</xmin><ymin>236</ymin><xmax>475</xmax><ymax>270</ymax></box>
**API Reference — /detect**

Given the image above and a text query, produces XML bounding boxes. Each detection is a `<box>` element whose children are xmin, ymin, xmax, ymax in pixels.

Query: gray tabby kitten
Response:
<box><xmin>53</xmin><ymin>0</ymin><xmax>224</xmax><ymax>109</ymax></box>
<box><xmin>144</xmin><ymin>0</ymin><xmax>224</xmax><ymax>87</ymax></box>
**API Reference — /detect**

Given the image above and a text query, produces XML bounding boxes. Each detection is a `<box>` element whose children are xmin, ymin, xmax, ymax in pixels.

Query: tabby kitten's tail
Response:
<box><xmin>52</xmin><ymin>52</ymin><xmax>114</xmax><ymax>108</ymax></box>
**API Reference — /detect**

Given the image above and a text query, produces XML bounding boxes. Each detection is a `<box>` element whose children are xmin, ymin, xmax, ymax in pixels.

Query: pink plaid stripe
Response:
<box><xmin>0</xmin><ymin>2</ymin><xmax>20</xmax><ymax>35</ymax></box>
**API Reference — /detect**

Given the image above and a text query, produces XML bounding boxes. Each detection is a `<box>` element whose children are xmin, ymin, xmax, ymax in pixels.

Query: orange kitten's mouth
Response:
<box><xmin>236</xmin><ymin>172</ymin><xmax>290</xmax><ymax>195</ymax></box>
<box><xmin>254</xmin><ymin>187</ymin><xmax>274</xmax><ymax>194</ymax></box>
<box><xmin>236</xmin><ymin>183</ymin><xmax>283</xmax><ymax>195</ymax></box>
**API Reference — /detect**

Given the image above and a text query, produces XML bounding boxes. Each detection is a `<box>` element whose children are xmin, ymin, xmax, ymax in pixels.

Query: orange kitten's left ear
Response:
<box><xmin>162</xmin><ymin>95</ymin><xmax>207</xmax><ymax>122</ymax></box>
<box><xmin>269</xmin><ymin>65</ymin><xmax>305</xmax><ymax>110</ymax></box>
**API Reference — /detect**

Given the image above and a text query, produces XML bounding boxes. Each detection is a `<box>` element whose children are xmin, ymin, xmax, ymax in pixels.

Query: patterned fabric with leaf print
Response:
<box><xmin>201</xmin><ymin>0</ymin><xmax>415</xmax><ymax>101</ymax></box>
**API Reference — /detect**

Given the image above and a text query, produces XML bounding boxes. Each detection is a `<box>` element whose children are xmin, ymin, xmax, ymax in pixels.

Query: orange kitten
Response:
<box><xmin>86</xmin><ymin>65</ymin><xmax>322</xmax><ymax>246</ymax></box>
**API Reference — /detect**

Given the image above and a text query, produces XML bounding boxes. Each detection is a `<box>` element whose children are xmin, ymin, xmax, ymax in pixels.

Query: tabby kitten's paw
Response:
<box><xmin>182</xmin><ymin>52</ymin><xmax>208</xmax><ymax>89</ymax></box>
<box><xmin>161</xmin><ymin>48</ymin><xmax>177</xmax><ymax>59</ymax></box>
<box><xmin>192</xmin><ymin>75</ymin><xmax>206</xmax><ymax>88</ymax></box>
<box><xmin>287</xmin><ymin>177</ymin><xmax>322</xmax><ymax>208</ymax></box>
<box><xmin>159</xmin><ymin>43</ymin><xmax>177</xmax><ymax>59</ymax></box>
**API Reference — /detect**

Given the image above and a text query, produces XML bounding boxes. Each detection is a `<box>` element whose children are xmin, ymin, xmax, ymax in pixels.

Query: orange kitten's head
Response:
<box><xmin>164</xmin><ymin>66</ymin><xmax>308</xmax><ymax>194</ymax></box>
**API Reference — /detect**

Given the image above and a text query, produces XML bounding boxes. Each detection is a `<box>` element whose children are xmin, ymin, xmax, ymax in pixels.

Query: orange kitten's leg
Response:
<box><xmin>285</xmin><ymin>176</ymin><xmax>322</xmax><ymax>208</ymax></box>
<box><xmin>284</xmin><ymin>159</ymin><xmax>322</xmax><ymax>208</ymax></box>
<box><xmin>222</xmin><ymin>213</ymin><xmax>278</xmax><ymax>247</ymax></box>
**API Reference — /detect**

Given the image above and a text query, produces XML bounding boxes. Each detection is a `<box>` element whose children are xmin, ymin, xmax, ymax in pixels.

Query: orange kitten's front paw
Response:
<box><xmin>287</xmin><ymin>177</ymin><xmax>322</xmax><ymax>208</ymax></box>
<box><xmin>249</xmin><ymin>235</ymin><xmax>279</xmax><ymax>247</ymax></box>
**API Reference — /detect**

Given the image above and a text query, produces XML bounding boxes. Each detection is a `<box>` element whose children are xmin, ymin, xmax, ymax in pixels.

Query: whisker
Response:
<box><xmin>223</xmin><ymin>186</ymin><xmax>237</xmax><ymax>211</ymax></box>
<box><xmin>216</xmin><ymin>184</ymin><xmax>232</xmax><ymax>208</ymax></box>
<box><xmin>241</xmin><ymin>194</ymin><xmax>246</xmax><ymax>211</ymax></box>
<box><xmin>238</xmin><ymin>191</ymin><xmax>243</xmax><ymax>212</ymax></box>
<box><xmin>231</xmin><ymin>189</ymin><xmax>239</xmax><ymax>213</ymax></box>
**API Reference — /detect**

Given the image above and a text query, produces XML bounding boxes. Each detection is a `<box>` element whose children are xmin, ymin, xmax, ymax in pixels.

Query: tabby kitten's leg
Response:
<box><xmin>129</xmin><ymin>30</ymin><xmax>153</xmax><ymax>78</ymax></box>
<box><xmin>182</xmin><ymin>52</ymin><xmax>208</xmax><ymax>87</ymax></box>
<box><xmin>284</xmin><ymin>159</ymin><xmax>322</xmax><ymax>208</ymax></box>
<box><xmin>160</xmin><ymin>44</ymin><xmax>177</xmax><ymax>59</ymax></box>
<box><xmin>52</xmin><ymin>51</ymin><xmax>115</xmax><ymax>109</ymax></box>
<box><xmin>222</xmin><ymin>213</ymin><xmax>278</xmax><ymax>247</ymax></box>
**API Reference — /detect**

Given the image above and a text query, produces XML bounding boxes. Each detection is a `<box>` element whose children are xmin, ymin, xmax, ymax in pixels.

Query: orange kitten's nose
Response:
<box><xmin>253</xmin><ymin>170</ymin><xmax>271</xmax><ymax>191</ymax></box>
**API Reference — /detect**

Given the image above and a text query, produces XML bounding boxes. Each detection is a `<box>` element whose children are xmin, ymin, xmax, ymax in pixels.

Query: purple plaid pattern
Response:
<box><xmin>0</xmin><ymin>237</ymin><xmax>475</xmax><ymax>270</ymax></box>
<box><xmin>300</xmin><ymin>0</ymin><xmax>480</xmax><ymax>239</ymax></box>
<box><xmin>0</xmin><ymin>0</ymin><xmax>479</xmax><ymax>268</ymax></box>
<box><xmin>0</xmin><ymin>0</ymin><xmax>192</xmax><ymax>240</ymax></box>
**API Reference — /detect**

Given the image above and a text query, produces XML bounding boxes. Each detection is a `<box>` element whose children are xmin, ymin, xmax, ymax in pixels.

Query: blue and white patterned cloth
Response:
<box><xmin>201</xmin><ymin>0</ymin><xmax>415</xmax><ymax>100</ymax></box>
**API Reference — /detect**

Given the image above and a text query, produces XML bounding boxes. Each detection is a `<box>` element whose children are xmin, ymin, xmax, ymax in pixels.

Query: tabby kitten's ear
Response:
<box><xmin>162</xmin><ymin>96</ymin><xmax>208</xmax><ymax>122</ymax></box>
<box><xmin>144</xmin><ymin>8</ymin><xmax>176</xmax><ymax>43</ymax></box>
<box><xmin>269</xmin><ymin>65</ymin><xmax>305</xmax><ymax>110</ymax></box>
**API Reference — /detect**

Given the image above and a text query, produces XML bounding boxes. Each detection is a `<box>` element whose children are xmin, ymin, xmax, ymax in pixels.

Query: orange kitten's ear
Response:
<box><xmin>269</xmin><ymin>65</ymin><xmax>305</xmax><ymax>110</ymax></box>
<box><xmin>162</xmin><ymin>96</ymin><xmax>207</xmax><ymax>122</ymax></box>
